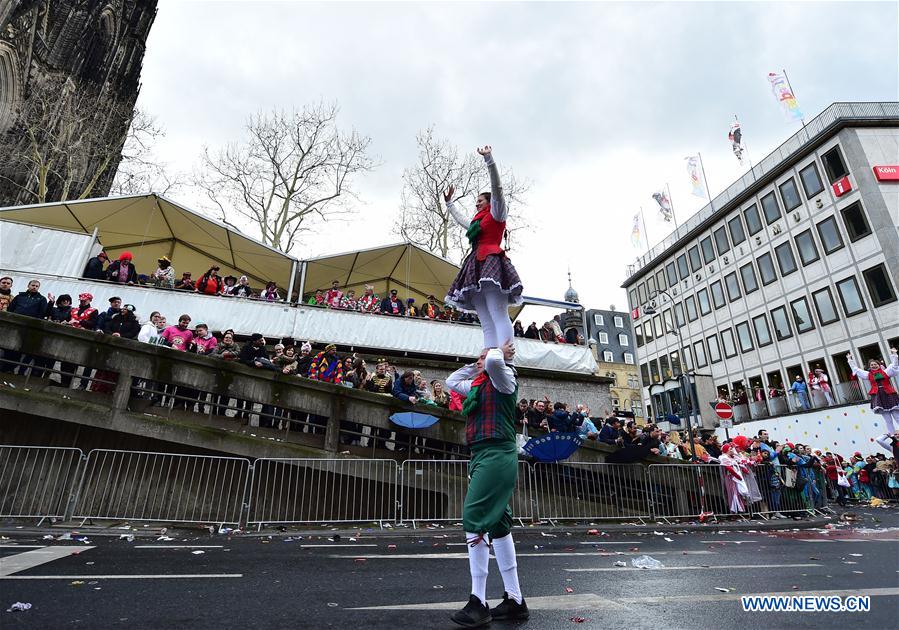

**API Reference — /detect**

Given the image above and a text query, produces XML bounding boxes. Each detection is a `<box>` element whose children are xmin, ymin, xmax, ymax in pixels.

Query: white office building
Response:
<box><xmin>622</xmin><ymin>102</ymin><xmax>899</xmax><ymax>427</ymax></box>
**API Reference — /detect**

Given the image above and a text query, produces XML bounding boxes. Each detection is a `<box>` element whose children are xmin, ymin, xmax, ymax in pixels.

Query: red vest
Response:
<box><xmin>473</xmin><ymin>208</ymin><xmax>506</xmax><ymax>261</ymax></box>
<box><xmin>868</xmin><ymin>369</ymin><xmax>897</xmax><ymax>395</ymax></box>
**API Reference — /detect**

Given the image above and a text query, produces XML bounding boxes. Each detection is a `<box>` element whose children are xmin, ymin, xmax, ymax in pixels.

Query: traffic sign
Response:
<box><xmin>715</xmin><ymin>401</ymin><xmax>734</xmax><ymax>419</ymax></box>
<box><xmin>719</xmin><ymin>418</ymin><xmax>733</xmax><ymax>429</ymax></box>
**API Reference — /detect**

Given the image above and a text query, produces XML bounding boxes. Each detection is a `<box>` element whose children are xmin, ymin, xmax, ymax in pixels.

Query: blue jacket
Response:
<box><xmin>8</xmin><ymin>291</ymin><xmax>48</xmax><ymax>318</ymax></box>
<box><xmin>598</xmin><ymin>424</ymin><xmax>620</xmax><ymax>446</ymax></box>
<box><xmin>548</xmin><ymin>409</ymin><xmax>576</xmax><ymax>433</ymax></box>
<box><xmin>393</xmin><ymin>377</ymin><xmax>418</xmax><ymax>402</ymax></box>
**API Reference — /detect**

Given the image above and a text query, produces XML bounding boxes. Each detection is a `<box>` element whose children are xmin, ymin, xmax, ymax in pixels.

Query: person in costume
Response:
<box><xmin>325</xmin><ymin>280</ymin><xmax>343</xmax><ymax>308</ymax></box>
<box><xmin>847</xmin><ymin>347</ymin><xmax>899</xmax><ymax>434</ymax></box>
<box><xmin>444</xmin><ymin>146</ymin><xmax>523</xmax><ymax>350</ymax></box>
<box><xmin>446</xmin><ymin>339</ymin><xmax>528</xmax><ymax>627</ymax></box>
<box><xmin>358</xmin><ymin>285</ymin><xmax>380</xmax><ymax>313</ymax></box>
<box><xmin>308</xmin><ymin>344</ymin><xmax>344</xmax><ymax>384</ymax></box>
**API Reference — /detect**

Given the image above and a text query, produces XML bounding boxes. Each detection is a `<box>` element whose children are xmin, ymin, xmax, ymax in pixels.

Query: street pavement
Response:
<box><xmin>1</xmin><ymin>508</ymin><xmax>898</xmax><ymax>629</ymax></box>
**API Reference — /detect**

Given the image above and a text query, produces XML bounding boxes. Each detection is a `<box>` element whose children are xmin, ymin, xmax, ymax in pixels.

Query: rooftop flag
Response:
<box><xmin>767</xmin><ymin>71</ymin><xmax>803</xmax><ymax>122</ymax></box>
<box><xmin>728</xmin><ymin>120</ymin><xmax>745</xmax><ymax>165</ymax></box>
<box><xmin>652</xmin><ymin>189</ymin><xmax>674</xmax><ymax>222</ymax></box>
<box><xmin>630</xmin><ymin>212</ymin><xmax>643</xmax><ymax>250</ymax></box>
<box><xmin>685</xmin><ymin>155</ymin><xmax>707</xmax><ymax>199</ymax></box>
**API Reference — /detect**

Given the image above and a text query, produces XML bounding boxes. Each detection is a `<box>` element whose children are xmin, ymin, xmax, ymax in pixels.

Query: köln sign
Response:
<box><xmin>873</xmin><ymin>165</ymin><xmax>899</xmax><ymax>181</ymax></box>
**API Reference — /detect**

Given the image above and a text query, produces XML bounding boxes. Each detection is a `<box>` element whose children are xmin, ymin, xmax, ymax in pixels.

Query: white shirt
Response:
<box><xmin>446</xmin><ymin>349</ymin><xmax>516</xmax><ymax>396</ymax></box>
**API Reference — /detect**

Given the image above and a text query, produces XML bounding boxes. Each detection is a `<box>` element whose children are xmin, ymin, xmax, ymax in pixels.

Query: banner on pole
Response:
<box><xmin>685</xmin><ymin>155</ymin><xmax>707</xmax><ymax>199</ymax></box>
<box><xmin>652</xmin><ymin>189</ymin><xmax>674</xmax><ymax>222</ymax></box>
<box><xmin>630</xmin><ymin>212</ymin><xmax>643</xmax><ymax>249</ymax></box>
<box><xmin>767</xmin><ymin>71</ymin><xmax>803</xmax><ymax>121</ymax></box>
<box><xmin>728</xmin><ymin>121</ymin><xmax>745</xmax><ymax>165</ymax></box>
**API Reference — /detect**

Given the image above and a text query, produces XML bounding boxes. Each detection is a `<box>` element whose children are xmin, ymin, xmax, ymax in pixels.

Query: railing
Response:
<box><xmin>626</xmin><ymin>102</ymin><xmax>899</xmax><ymax>280</ymax></box>
<box><xmin>2</xmin><ymin>445</ymin><xmax>893</xmax><ymax>528</ymax></box>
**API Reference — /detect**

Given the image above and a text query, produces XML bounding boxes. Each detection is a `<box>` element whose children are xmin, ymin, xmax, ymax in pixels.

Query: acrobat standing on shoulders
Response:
<box><xmin>446</xmin><ymin>339</ymin><xmax>528</xmax><ymax>627</ymax></box>
<box><xmin>847</xmin><ymin>346</ymin><xmax>899</xmax><ymax>435</ymax></box>
<box><xmin>444</xmin><ymin>146</ymin><xmax>524</xmax><ymax>350</ymax></box>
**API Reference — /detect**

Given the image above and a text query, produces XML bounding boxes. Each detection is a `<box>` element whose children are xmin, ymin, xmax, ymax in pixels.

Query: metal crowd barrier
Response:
<box><xmin>0</xmin><ymin>445</ymin><xmax>85</xmax><ymax>522</ymax></box>
<box><xmin>72</xmin><ymin>450</ymin><xmax>251</xmax><ymax>526</ymax></box>
<box><xmin>533</xmin><ymin>462</ymin><xmax>651</xmax><ymax>520</ymax></box>
<box><xmin>646</xmin><ymin>464</ymin><xmax>729</xmax><ymax>520</ymax></box>
<box><xmin>398</xmin><ymin>459</ymin><xmax>534</xmax><ymax>524</ymax></box>
<box><xmin>246</xmin><ymin>458</ymin><xmax>398</xmax><ymax>526</ymax></box>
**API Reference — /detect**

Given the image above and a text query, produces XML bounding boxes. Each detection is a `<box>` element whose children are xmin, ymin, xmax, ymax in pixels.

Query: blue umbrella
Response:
<box><xmin>390</xmin><ymin>412</ymin><xmax>439</xmax><ymax>429</ymax></box>
<box><xmin>522</xmin><ymin>432</ymin><xmax>583</xmax><ymax>462</ymax></box>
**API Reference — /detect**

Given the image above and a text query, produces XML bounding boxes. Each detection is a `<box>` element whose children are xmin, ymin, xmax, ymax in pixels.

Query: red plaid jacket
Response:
<box><xmin>466</xmin><ymin>376</ymin><xmax>518</xmax><ymax>446</ymax></box>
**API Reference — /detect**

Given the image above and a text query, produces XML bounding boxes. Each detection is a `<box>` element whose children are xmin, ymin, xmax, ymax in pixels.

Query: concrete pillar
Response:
<box><xmin>324</xmin><ymin>393</ymin><xmax>343</xmax><ymax>453</ymax></box>
<box><xmin>112</xmin><ymin>369</ymin><xmax>133</xmax><ymax>411</ymax></box>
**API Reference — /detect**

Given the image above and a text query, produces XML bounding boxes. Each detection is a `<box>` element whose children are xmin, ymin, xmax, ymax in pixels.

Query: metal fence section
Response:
<box><xmin>246</xmin><ymin>458</ymin><xmax>398</xmax><ymax>526</ymax></box>
<box><xmin>533</xmin><ymin>462</ymin><xmax>651</xmax><ymax>521</ymax></box>
<box><xmin>0</xmin><ymin>445</ymin><xmax>84</xmax><ymax>520</ymax></box>
<box><xmin>398</xmin><ymin>459</ymin><xmax>534</xmax><ymax>524</ymax></box>
<box><xmin>647</xmin><ymin>464</ymin><xmax>729</xmax><ymax>520</ymax></box>
<box><xmin>72</xmin><ymin>450</ymin><xmax>251</xmax><ymax>525</ymax></box>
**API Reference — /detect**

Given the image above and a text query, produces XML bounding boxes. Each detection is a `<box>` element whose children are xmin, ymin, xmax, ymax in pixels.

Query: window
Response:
<box><xmin>757</xmin><ymin>252</ymin><xmax>777</xmax><ymax>285</ymax></box>
<box><xmin>659</xmin><ymin>355</ymin><xmax>670</xmax><ymax>378</ymax></box>
<box><xmin>752</xmin><ymin>314</ymin><xmax>772</xmax><ymax>347</ymax></box>
<box><xmin>635</xmin><ymin>324</ymin><xmax>644</xmax><ymax>347</ymax></box>
<box><xmin>603</xmin><ymin>351</ymin><xmax>614</xmax><ymax>363</ymax></box>
<box><xmin>794</xmin><ymin>229</ymin><xmax>820</xmax><ymax>265</ymax></box>
<box><xmin>685</xmin><ymin>295</ymin><xmax>698</xmax><ymax>321</ymax></box>
<box><xmin>674</xmin><ymin>302</ymin><xmax>686</xmax><ymax>327</ymax></box>
<box><xmin>840</xmin><ymin>202</ymin><xmax>872</xmax><ymax>241</ymax></box>
<box><xmin>714</xmin><ymin>226</ymin><xmax>731</xmax><ymax>256</ymax></box>
<box><xmin>650</xmin><ymin>359</ymin><xmax>660</xmax><ymax>383</ymax></box>
<box><xmin>644</xmin><ymin>319</ymin><xmax>654</xmax><ymax>342</ymax></box>
<box><xmin>670</xmin><ymin>350</ymin><xmax>682</xmax><ymax>376</ymax></box>
<box><xmin>637</xmin><ymin>283</ymin><xmax>647</xmax><ymax>305</ymax></box>
<box><xmin>647</xmin><ymin>275</ymin><xmax>656</xmax><ymax>296</ymax></box>
<box><xmin>700</xmin><ymin>236</ymin><xmax>716</xmax><ymax>264</ymax></box>
<box><xmin>711</xmin><ymin>281</ymin><xmax>726</xmax><ymax>309</ymax></box>
<box><xmin>628</xmin><ymin>288</ymin><xmax>637</xmax><ymax>308</ymax></box>
<box><xmin>790</xmin><ymin>297</ymin><xmax>815</xmax><ymax>333</ymax></box>
<box><xmin>707</xmin><ymin>334</ymin><xmax>722</xmax><ymax>363</ymax></box>
<box><xmin>652</xmin><ymin>272</ymin><xmax>665</xmax><ymax>295</ymax></box>
<box><xmin>774</xmin><ymin>241</ymin><xmax>797</xmax><ymax>276</ymax></box>
<box><xmin>761</xmin><ymin>192</ymin><xmax>781</xmax><ymax>224</ymax></box>
<box><xmin>681</xmin><ymin>345</ymin><xmax>693</xmax><ymax>370</ymax></box>
<box><xmin>593</xmin><ymin>314</ymin><xmax>604</xmax><ymax>326</ymax></box>
<box><xmin>771</xmin><ymin>306</ymin><xmax>793</xmax><ymax>340</ymax></box>
<box><xmin>624</xmin><ymin>353</ymin><xmax>634</xmax><ymax>365</ymax></box>
<box><xmin>688</xmin><ymin>245</ymin><xmax>702</xmax><ymax>272</ymax></box>
<box><xmin>614</xmin><ymin>315</ymin><xmax>624</xmax><ymax>328</ymax></box>
<box><xmin>836</xmin><ymin>276</ymin><xmax>866</xmax><ymax>316</ymax></box>
<box><xmin>618</xmin><ymin>333</ymin><xmax>629</xmax><ymax>346</ymax></box>
<box><xmin>721</xmin><ymin>328</ymin><xmax>737</xmax><ymax>358</ymax></box>
<box><xmin>653</xmin><ymin>314</ymin><xmax>663</xmax><ymax>339</ymax></box>
<box><xmin>799</xmin><ymin>162</ymin><xmax>824</xmax><ymax>197</ymax></box>
<box><xmin>736</xmin><ymin>321</ymin><xmax>754</xmax><ymax>353</ymax></box>
<box><xmin>640</xmin><ymin>363</ymin><xmax>650</xmax><ymax>387</ymax></box>
<box><xmin>697</xmin><ymin>288</ymin><xmax>712</xmax><ymax>315</ymax></box>
<box><xmin>725</xmin><ymin>272</ymin><xmax>742</xmax><ymax>301</ymax></box>
<box><xmin>740</xmin><ymin>262</ymin><xmax>758</xmax><ymax>294</ymax></box>
<box><xmin>812</xmin><ymin>287</ymin><xmax>839</xmax><ymax>325</ymax></box>
<box><xmin>816</xmin><ymin>216</ymin><xmax>844</xmax><ymax>254</ymax></box>
<box><xmin>779</xmin><ymin>178</ymin><xmax>802</xmax><ymax>210</ymax></box>
<box><xmin>821</xmin><ymin>145</ymin><xmax>848</xmax><ymax>183</ymax></box>
<box><xmin>744</xmin><ymin>204</ymin><xmax>763</xmax><ymax>235</ymax></box>
<box><xmin>666</xmin><ymin>262</ymin><xmax>678</xmax><ymax>287</ymax></box>
<box><xmin>662</xmin><ymin>310</ymin><xmax>674</xmax><ymax>336</ymax></box>
<box><xmin>728</xmin><ymin>215</ymin><xmax>747</xmax><ymax>245</ymax></box>
<box><xmin>677</xmin><ymin>253</ymin><xmax>689</xmax><ymax>280</ymax></box>
<box><xmin>693</xmin><ymin>340</ymin><xmax>708</xmax><ymax>367</ymax></box>
<box><xmin>598</xmin><ymin>331</ymin><xmax>609</xmax><ymax>344</ymax></box>
<box><xmin>862</xmin><ymin>264</ymin><xmax>898</xmax><ymax>307</ymax></box>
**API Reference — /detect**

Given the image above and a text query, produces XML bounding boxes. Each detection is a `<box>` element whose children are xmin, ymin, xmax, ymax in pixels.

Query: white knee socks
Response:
<box><xmin>884</xmin><ymin>410</ymin><xmax>899</xmax><ymax>435</ymax></box>
<box><xmin>491</xmin><ymin>533</ymin><xmax>522</xmax><ymax>604</ymax></box>
<box><xmin>470</xmin><ymin>291</ymin><xmax>498</xmax><ymax>349</ymax></box>
<box><xmin>466</xmin><ymin>533</ymin><xmax>489</xmax><ymax>604</ymax></box>
<box><xmin>483</xmin><ymin>286</ymin><xmax>513</xmax><ymax>348</ymax></box>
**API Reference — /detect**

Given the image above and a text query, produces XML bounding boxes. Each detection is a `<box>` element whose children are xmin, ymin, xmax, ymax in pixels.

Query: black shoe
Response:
<box><xmin>491</xmin><ymin>592</ymin><xmax>529</xmax><ymax>621</ymax></box>
<box><xmin>451</xmin><ymin>594</ymin><xmax>491</xmax><ymax>628</ymax></box>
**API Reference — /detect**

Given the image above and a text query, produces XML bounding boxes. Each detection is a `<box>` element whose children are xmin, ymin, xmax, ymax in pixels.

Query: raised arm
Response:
<box><xmin>443</xmin><ymin>184</ymin><xmax>471</xmax><ymax>229</ymax></box>
<box><xmin>478</xmin><ymin>146</ymin><xmax>507</xmax><ymax>222</ymax></box>
<box><xmin>846</xmin><ymin>352</ymin><xmax>870</xmax><ymax>380</ymax></box>
<box><xmin>446</xmin><ymin>363</ymin><xmax>477</xmax><ymax>396</ymax></box>
<box><xmin>884</xmin><ymin>348</ymin><xmax>899</xmax><ymax>377</ymax></box>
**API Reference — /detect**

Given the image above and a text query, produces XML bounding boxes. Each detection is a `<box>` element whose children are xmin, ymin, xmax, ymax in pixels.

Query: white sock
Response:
<box><xmin>884</xmin><ymin>410</ymin><xmax>899</xmax><ymax>435</ymax></box>
<box><xmin>466</xmin><ymin>532</ymin><xmax>489</xmax><ymax>604</ymax></box>
<box><xmin>491</xmin><ymin>533</ymin><xmax>522</xmax><ymax>604</ymax></box>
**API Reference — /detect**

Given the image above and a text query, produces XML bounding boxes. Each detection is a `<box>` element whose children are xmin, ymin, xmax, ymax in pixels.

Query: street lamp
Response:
<box><xmin>643</xmin><ymin>289</ymin><xmax>698</xmax><ymax>460</ymax></box>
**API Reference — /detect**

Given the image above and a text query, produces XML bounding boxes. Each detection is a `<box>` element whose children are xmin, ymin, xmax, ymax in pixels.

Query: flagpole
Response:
<box><xmin>665</xmin><ymin>182</ymin><xmax>678</xmax><ymax>228</ymax></box>
<box><xmin>781</xmin><ymin>67</ymin><xmax>806</xmax><ymax>128</ymax></box>
<box><xmin>698</xmin><ymin>152</ymin><xmax>714</xmax><ymax>209</ymax></box>
<box><xmin>640</xmin><ymin>206</ymin><xmax>650</xmax><ymax>253</ymax></box>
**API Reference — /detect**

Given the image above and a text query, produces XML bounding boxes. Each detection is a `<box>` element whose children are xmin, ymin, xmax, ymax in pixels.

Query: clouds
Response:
<box><xmin>139</xmin><ymin>0</ymin><xmax>897</xmax><ymax>307</ymax></box>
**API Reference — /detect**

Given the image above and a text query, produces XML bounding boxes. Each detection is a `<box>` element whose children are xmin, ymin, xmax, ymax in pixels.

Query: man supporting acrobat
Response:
<box><xmin>446</xmin><ymin>339</ymin><xmax>528</xmax><ymax>627</ymax></box>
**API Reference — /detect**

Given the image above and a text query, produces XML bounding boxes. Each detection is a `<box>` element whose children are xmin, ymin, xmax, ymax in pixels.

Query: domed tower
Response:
<box><xmin>0</xmin><ymin>0</ymin><xmax>158</xmax><ymax>205</ymax></box>
<box><xmin>564</xmin><ymin>270</ymin><xmax>580</xmax><ymax>304</ymax></box>
<box><xmin>562</xmin><ymin>270</ymin><xmax>583</xmax><ymax>343</ymax></box>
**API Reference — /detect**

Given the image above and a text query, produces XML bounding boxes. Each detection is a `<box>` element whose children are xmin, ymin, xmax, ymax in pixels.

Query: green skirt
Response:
<box><xmin>463</xmin><ymin>440</ymin><xmax>519</xmax><ymax>539</ymax></box>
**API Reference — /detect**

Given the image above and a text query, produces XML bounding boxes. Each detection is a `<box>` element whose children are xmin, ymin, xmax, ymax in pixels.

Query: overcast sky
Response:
<box><xmin>138</xmin><ymin>0</ymin><xmax>898</xmax><ymax>312</ymax></box>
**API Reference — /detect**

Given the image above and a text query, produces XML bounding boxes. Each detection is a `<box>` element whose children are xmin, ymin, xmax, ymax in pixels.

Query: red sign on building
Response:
<box><xmin>714</xmin><ymin>402</ymin><xmax>733</xmax><ymax>419</ymax></box>
<box><xmin>832</xmin><ymin>176</ymin><xmax>852</xmax><ymax>197</ymax></box>
<box><xmin>631</xmin><ymin>307</ymin><xmax>640</xmax><ymax>320</ymax></box>
<box><xmin>873</xmin><ymin>165</ymin><xmax>899</xmax><ymax>181</ymax></box>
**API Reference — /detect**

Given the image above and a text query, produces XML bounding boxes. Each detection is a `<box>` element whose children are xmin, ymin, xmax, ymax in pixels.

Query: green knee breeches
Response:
<box><xmin>463</xmin><ymin>440</ymin><xmax>518</xmax><ymax>539</ymax></box>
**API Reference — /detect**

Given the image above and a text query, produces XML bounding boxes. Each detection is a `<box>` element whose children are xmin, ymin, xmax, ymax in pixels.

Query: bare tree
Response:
<box><xmin>0</xmin><ymin>77</ymin><xmax>140</xmax><ymax>205</ymax></box>
<box><xmin>395</xmin><ymin>126</ymin><xmax>530</xmax><ymax>262</ymax></box>
<box><xmin>194</xmin><ymin>102</ymin><xmax>375</xmax><ymax>254</ymax></box>
<box><xmin>110</xmin><ymin>109</ymin><xmax>183</xmax><ymax>197</ymax></box>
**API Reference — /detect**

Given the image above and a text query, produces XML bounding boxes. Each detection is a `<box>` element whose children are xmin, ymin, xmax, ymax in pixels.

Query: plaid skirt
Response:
<box><xmin>445</xmin><ymin>253</ymin><xmax>523</xmax><ymax>313</ymax></box>
<box><xmin>871</xmin><ymin>388</ymin><xmax>899</xmax><ymax>413</ymax></box>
